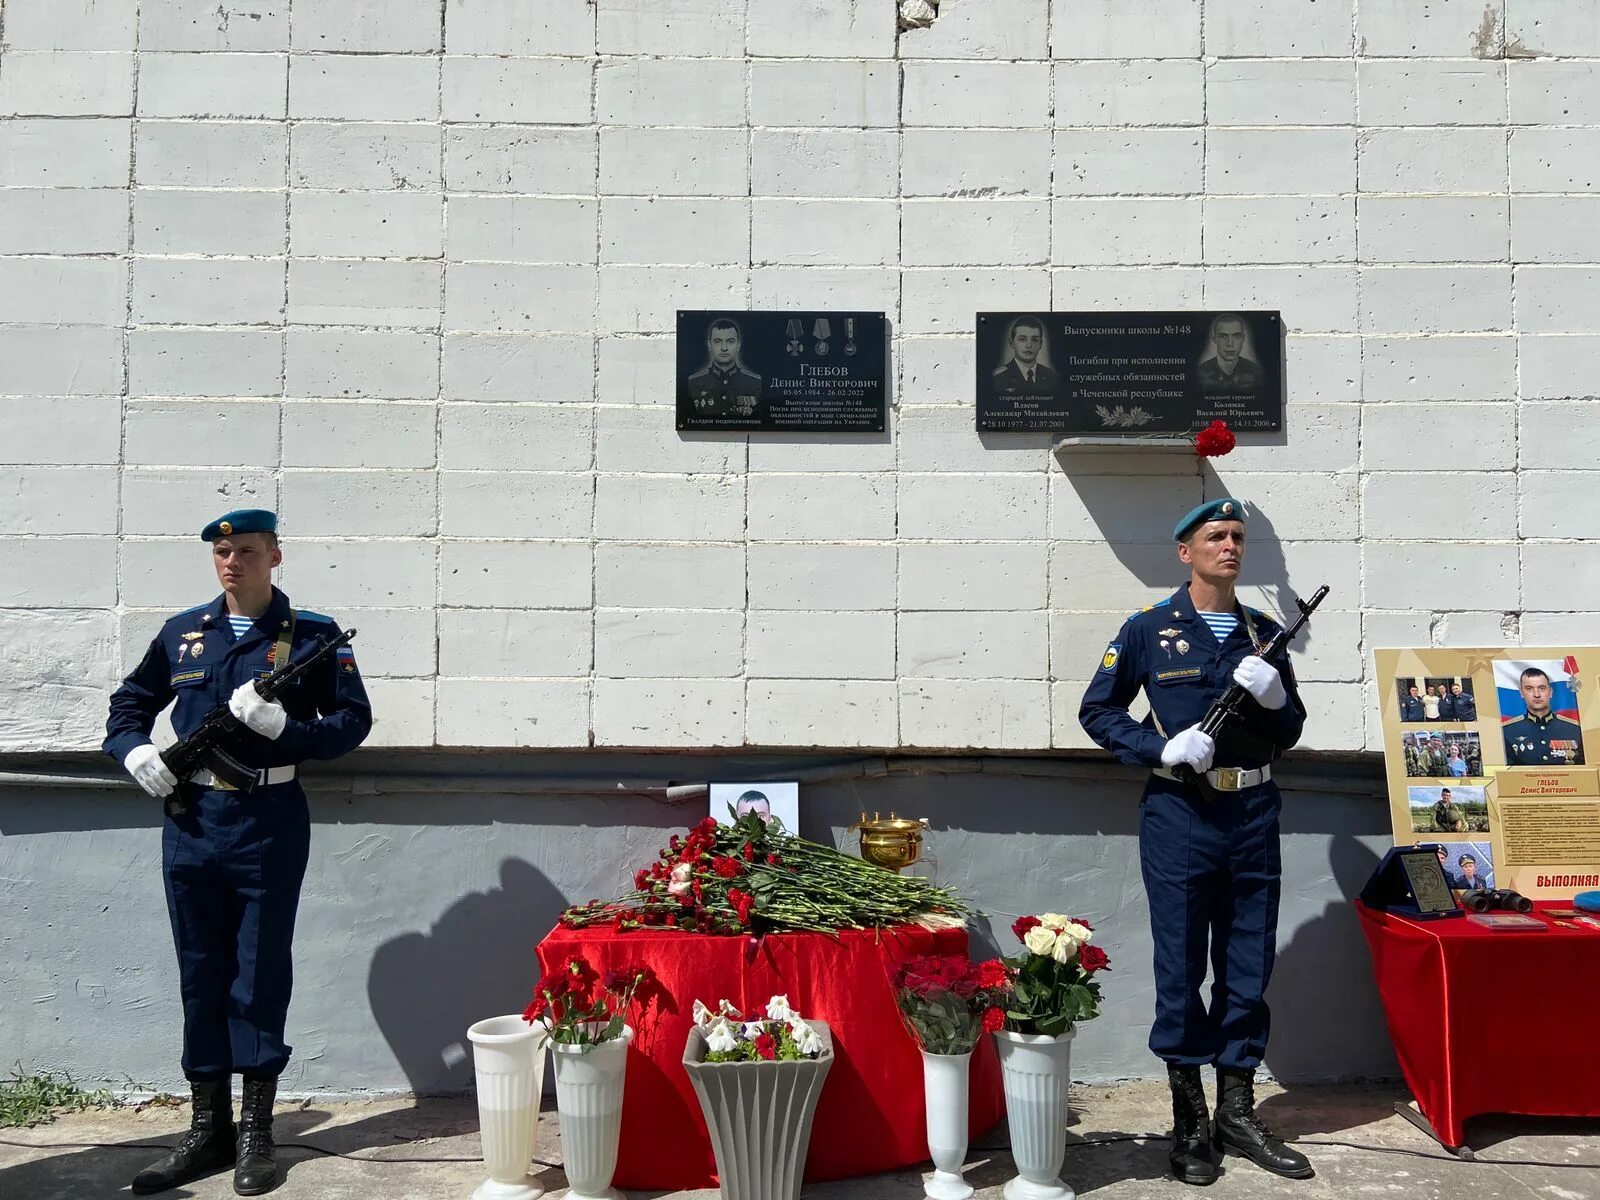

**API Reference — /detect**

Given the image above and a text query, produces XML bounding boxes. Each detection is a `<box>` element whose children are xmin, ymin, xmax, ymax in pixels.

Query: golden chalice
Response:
<box><xmin>855</xmin><ymin>812</ymin><xmax>928</xmax><ymax>872</ymax></box>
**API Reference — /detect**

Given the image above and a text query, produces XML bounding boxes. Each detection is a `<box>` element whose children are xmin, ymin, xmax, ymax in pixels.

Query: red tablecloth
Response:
<box><xmin>535</xmin><ymin>924</ymin><xmax>1006</xmax><ymax>1190</ymax></box>
<box><xmin>1356</xmin><ymin>900</ymin><xmax>1600</xmax><ymax>1147</ymax></box>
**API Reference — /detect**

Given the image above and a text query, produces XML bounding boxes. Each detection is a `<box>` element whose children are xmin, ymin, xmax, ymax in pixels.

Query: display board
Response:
<box><xmin>1374</xmin><ymin>647</ymin><xmax>1600</xmax><ymax>901</ymax></box>
<box><xmin>974</xmin><ymin>310</ymin><xmax>1283</xmax><ymax>433</ymax></box>
<box><xmin>676</xmin><ymin>310</ymin><xmax>888</xmax><ymax>432</ymax></box>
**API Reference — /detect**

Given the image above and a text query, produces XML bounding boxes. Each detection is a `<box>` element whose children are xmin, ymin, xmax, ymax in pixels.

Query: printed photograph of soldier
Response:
<box><xmin>1495</xmin><ymin>659</ymin><xmax>1586</xmax><ymax>766</ymax></box>
<box><xmin>991</xmin><ymin>315</ymin><xmax>1060</xmax><ymax>398</ymax></box>
<box><xmin>1401</xmin><ymin>731</ymin><xmax>1483</xmax><ymax>778</ymax></box>
<box><xmin>1424</xmin><ymin>841</ymin><xmax>1495</xmax><ymax>891</ymax></box>
<box><xmin>1195</xmin><ymin>312</ymin><xmax>1263</xmax><ymax>391</ymax></box>
<box><xmin>1396</xmin><ymin>675</ymin><xmax>1476</xmax><ymax>723</ymax></box>
<box><xmin>1408</xmin><ymin>785</ymin><xmax>1490</xmax><ymax>834</ymax></box>
<box><xmin>684</xmin><ymin>317</ymin><xmax>764</xmax><ymax>418</ymax></box>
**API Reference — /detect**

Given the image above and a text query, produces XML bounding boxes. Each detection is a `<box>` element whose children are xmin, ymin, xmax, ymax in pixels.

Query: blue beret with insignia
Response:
<box><xmin>201</xmin><ymin>508</ymin><xmax>278</xmax><ymax>542</ymax></box>
<box><xmin>1174</xmin><ymin>497</ymin><xmax>1245</xmax><ymax>542</ymax></box>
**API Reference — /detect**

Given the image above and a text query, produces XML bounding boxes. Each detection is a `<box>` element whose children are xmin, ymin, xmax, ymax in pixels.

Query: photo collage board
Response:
<box><xmin>1374</xmin><ymin>647</ymin><xmax>1600</xmax><ymax>901</ymax></box>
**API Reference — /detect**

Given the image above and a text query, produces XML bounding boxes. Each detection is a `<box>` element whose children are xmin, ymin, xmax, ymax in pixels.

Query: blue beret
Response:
<box><xmin>201</xmin><ymin>508</ymin><xmax>277</xmax><ymax>542</ymax></box>
<box><xmin>1576</xmin><ymin>890</ymin><xmax>1600</xmax><ymax>913</ymax></box>
<box><xmin>1174</xmin><ymin>498</ymin><xmax>1245</xmax><ymax>541</ymax></box>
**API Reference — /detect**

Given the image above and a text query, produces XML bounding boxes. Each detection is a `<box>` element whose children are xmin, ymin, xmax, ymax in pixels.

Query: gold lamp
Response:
<box><xmin>854</xmin><ymin>811</ymin><xmax>929</xmax><ymax>872</ymax></box>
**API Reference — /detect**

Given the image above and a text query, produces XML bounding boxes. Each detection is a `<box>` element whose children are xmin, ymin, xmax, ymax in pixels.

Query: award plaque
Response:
<box><xmin>1360</xmin><ymin>846</ymin><xmax>1465</xmax><ymax>920</ymax></box>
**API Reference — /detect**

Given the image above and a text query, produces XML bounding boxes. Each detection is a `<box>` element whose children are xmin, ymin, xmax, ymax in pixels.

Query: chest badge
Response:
<box><xmin>177</xmin><ymin>643</ymin><xmax>189</xmax><ymax>662</ymax></box>
<box><xmin>1159</xmin><ymin>639</ymin><xmax>1172</xmax><ymax>657</ymax></box>
<box><xmin>190</xmin><ymin>640</ymin><xmax>204</xmax><ymax>659</ymax></box>
<box><xmin>1159</xmin><ymin>627</ymin><xmax>1180</xmax><ymax>638</ymax></box>
<box><xmin>1175</xmin><ymin>639</ymin><xmax>1190</xmax><ymax>655</ymax></box>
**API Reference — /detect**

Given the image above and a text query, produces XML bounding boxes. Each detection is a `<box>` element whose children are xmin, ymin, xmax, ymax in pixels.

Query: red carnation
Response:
<box><xmin>976</xmin><ymin>959</ymin><xmax>1010</xmax><ymax>990</ymax></box>
<box><xmin>664</xmin><ymin>913</ymin><xmax>677</xmax><ymax>927</ymax></box>
<box><xmin>633</xmin><ymin>869</ymin><xmax>649</xmax><ymax>891</ymax></box>
<box><xmin>741</xmin><ymin>841</ymin><xmax>755</xmax><ymax>862</ymax></box>
<box><xmin>712</xmin><ymin>855</ymin><xmax>743</xmax><ymax>879</ymax></box>
<box><xmin>766</xmin><ymin>853</ymin><xmax>783</xmax><ymax>866</ymax></box>
<box><xmin>754</xmin><ymin>1032</ymin><xmax>777</xmax><ymax>1061</ymax></box>
<box><xmin>523</xmin><ymin>992</ymin><xmax>549</xmax><ymax>1023</ymax></box>
<box><xmin>1012</xmin><ymin>915</ymin><xmax>1041</xmax><ymax>940</ymax></box>
<box><xmin>1194</xmin><ymin>419</ymin><xmax>1236</xmax><ymax>458</ymax></box>
<box><xmin>1078</xmin><ymin>944</ymin><xmax>1110</xmax><ymax>974</ymax></box>
<box><xmin>982</xmin><ymin>1007</ymin><xmax>1006</xmax><ymax>1033</ymax></box>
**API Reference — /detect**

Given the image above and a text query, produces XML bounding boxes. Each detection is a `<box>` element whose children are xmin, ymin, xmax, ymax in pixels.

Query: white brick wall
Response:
<box><xmin>2</xmin><ymin>0</ymin><xmax>1594</xmax><ymax>754</ymax></box>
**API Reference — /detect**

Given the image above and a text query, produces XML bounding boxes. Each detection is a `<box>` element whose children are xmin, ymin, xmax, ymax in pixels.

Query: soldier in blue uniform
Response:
<box><xmin>105</xmin><ymin>509</ymin><xmax>372</xmax><ymax>1196</ymax></box>
<box><xmin>1399</xmin><ymin>683</ymin><xmax>1425</xmax><ymax>723</ymax></box>
<box><xmin>1079</xmin><ymin>498</ymin><xmax>1313</xmax><ymax>1186</ymax></box>
<box><xmin>685</xmin><ymin>317</ymin><xmax>763</xmax><ymax>418</ymax></box>
<box><xmin>1502</xmin><ymin>666</ymin><xmax>1585</xmax><ymax>766</ymax></box>
<box><xmin>1450</xmin><ymin>682</ymin><xmax>1477</xmax><ymax>722</ymax></box>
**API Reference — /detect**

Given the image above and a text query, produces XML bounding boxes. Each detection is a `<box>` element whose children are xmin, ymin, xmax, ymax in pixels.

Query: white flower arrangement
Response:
<box><xmin>692</xmin><ymin>994</ymin><xmax>826</xmax><ymax>1062</ymax></box>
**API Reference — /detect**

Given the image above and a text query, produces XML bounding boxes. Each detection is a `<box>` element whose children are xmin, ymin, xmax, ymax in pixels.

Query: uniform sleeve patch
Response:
<box><xmin>1100</xmin><ymin>644</ymin><xmax>1121</xmax><ymax>672</ymax></box>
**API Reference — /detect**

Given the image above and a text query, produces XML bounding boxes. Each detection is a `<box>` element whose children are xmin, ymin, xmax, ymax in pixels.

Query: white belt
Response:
<box><xmin>1154</xmin><ymin>765</ymin><xmax>1271</xmax><ymax>791</ymax></box>
<box><xmin>189</xmin><ymin>766</ymin><xmax>296</xmax><ymax>789</ymax></box>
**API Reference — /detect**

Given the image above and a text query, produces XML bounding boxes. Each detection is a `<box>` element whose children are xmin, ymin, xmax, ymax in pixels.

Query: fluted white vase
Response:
<box><xmin>467</xmin><ymin>1014</ymin><xmax>550</xmax><ymax>1200</ymax></box>
<box><xmin>921</xmin><ymin>1049</ymin><xmax>974</xmax><ymax>1200</ymax></box>
<box><xmin>551</xmin><ymin>1025</ymin><xmax>632</xmax><ymax>1200</ymax></box>
<box><xmin>993</xmin><ymin>1028</ymin><xmax>1076</xmax><ymax>1200</ymax></box>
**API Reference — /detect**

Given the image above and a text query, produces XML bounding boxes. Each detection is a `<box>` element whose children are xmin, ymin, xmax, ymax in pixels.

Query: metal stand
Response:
<box><xmin>1393</xmin><ymin>1100</ymin><xmax>1475</xmax><ymax>1160</ymax></box>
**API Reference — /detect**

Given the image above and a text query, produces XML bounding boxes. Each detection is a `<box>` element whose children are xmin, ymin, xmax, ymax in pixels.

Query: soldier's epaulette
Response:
<box><xmin>687</xmin><ymin>367</ymin><xmax>711</xmax><ymax>380</ymax></box>
<box><xmin>740</xmin><ymin>368</ymin><xmax>761</xmax><ymax>380</ymax></box>
<box><xmin>1125</xmin><ymin>605</ymin><xmax>1157</xmax><ymax>622</ymax></box>
<box><xmin>298</xmin><ymin>610</ymin><xmax>337</xmax><ymax>625</ymax></box>
<box><xmin>169</xmin><ymin>603</ymin><xmax>208</xmax><ymax>622</ymax></box>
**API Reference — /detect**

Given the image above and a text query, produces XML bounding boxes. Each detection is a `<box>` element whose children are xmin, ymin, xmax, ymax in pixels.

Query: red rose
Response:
<box><xmin>982</xmin><ymin>1007</ymin><xmax>1006</xmax><ymax>1033</ymax></box>
<box><xmin>754</xmin><ymin>1032</ymin><xmax>777</xmax><ymax>1061</ymax></box>
<box><xmin>712</xmin><ymin>855</ymin><xmax>743</xmax><ymax>879</ymax></box>
<box><xmin>741</xmin><ymin>842</ymin><xmax>755</xmax><ymax>862</ymax></box>
<box><xmin>1194</xmin><ymin>419</ymin><xmax>1236</xmax><ymax>458</ymax></box>
<box><xmin>697</xmin><ymin>817</ymin><xmax>719</xmax><ymax>835</ymax></box>
<box><xmin>602</xmin><ymin>968</ymin><xmax>632</xmax><ymax>993</ymax></box>
<box><xmin>1012</xmin><ymin>915</ymin><xmax>1041</xmax><ymax>940</ymax></box>
<box><xmin>523</xmin><ymin>993</ymin><xmax>548</xmax><ymax>1023</ymax></box>
<box><xmin>766</xmin><ymin>853</ymin><xmax>783</xmax><ymax>867</ymax></box>
<box><xmin>1078</xmin><ymin>944</ymin><xmax>1110</xmax><ymax>974</ymax></box>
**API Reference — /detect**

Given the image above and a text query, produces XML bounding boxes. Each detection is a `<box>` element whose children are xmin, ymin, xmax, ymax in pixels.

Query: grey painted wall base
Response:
<box><xmin>0</xmin><ymin>750</ymin><xmax>1398</xmax><ymax>1096</ymax></box>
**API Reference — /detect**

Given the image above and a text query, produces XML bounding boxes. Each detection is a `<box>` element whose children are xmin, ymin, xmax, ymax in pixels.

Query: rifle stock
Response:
<box><xmin>161</xmin><ymin>629</ymin><xmax>356</xmax><ymax>816</ymax></box>
<box><xmin>1168</xmin><ymin>588</ymin><xmax>1327</xmax><ymax>788</ymax></box>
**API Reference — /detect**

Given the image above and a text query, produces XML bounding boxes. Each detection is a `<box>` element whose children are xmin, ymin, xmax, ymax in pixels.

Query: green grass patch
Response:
<box><xmin>0</xmin><ymin>1066</ymin><xmax>117</xmax><ymax>1128</ymax></box>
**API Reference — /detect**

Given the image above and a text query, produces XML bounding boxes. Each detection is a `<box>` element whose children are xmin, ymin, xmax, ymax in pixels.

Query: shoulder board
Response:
<box><xmin>166</xmin><ymin>604</ymin><xmax>208</xmax><ymax>626</ymax></box>
<box><xmin>297</xmin><ymin>610</ymin><xmax>336</xmax><ymax>625</ymax></box>
<box><xmin>991</xmin><ymin>365</ymin><xmax>1009</xmax><ymax>377</ymax></box>
<box><xmin>1124</xmin><ymin>605</ymin><xmax>1156</xmax><ymax>622</ymax></box>
<box><xmin>740</xmin><ymin>368</ymin><xmax>761</xmax><ymax>380</ymax></box>
<box><xmin>687</xmin><ymin>368</ymin><xmax>710</xmax><ymax>380</ymax></box>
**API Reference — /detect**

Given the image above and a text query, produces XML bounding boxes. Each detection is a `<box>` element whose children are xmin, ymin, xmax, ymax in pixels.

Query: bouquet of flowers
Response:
<box><xmin>522</xmin><ymin>952</ymin><xmax>663</xmax><ymax>1048</ymax></box>
<box><xmin>692</xmin><ymin>995</ymin><xmax>827</xmax><ymax>1062</ymax></box>
<box><xmin>1000</xmin><ymin>913</ymin><xmax>1110</xmax><ymax>1038</ymax></box>
<box><xmin>891</xmin><ymin>954</ymin><xmax>1012</xmax><ymax>1055</ymax></box>
<box><xmin>1194</xmin><ymin>418</ymin><xmax>1236</xmax><ymax>458</ymax></box>
<box><xmin>561</xmin><ymin>811</ymin><xmax>970</xmax><ymax>936</ymax></box>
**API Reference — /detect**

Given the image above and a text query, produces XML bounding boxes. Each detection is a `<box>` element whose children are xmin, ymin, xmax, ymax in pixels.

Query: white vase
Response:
<box><xmin>993</xmin><ymin>1028</ymin><xmax>1076</xmax><ymax>1200</ymax></box>
<box><xmin>921</xmin><ymin>1049</ymin><xmax>974</xmax><ymax>1200</ymax></box>
<box><xmin>551</xmin><ymin>1025</ymin><xmax>632</xmax><ymax>1200</ymax></box>
<box><xmin>467</xmin><ymin>1014</ymin><xmax>550</xmax><ymax>1200</ymax></box>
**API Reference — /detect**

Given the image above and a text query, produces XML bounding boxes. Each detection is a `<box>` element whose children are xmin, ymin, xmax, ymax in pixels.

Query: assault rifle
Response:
<box><xmin>161</xmin><ymin>628</ymin><xmax>356</xmax><ymax>816</ymax></box>
<box><xmin>1168</xmin><ymin>587</ymin><xmax>1328</xmax><ymax>789</ymax></box>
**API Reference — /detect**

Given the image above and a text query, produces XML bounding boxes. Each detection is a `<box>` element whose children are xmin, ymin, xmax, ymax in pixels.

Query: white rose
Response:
<box><xmin>1023</xmin><ymin>926</ymin><xmax>1059</xmax><ymax>957</ymax></box>
<box><xmin>766</xmin><ymin>995</ymin><xmax>796</xmax><ymax>1022</ymax></box>
<box><xmin>1062</xmin><ymin>921</ymin><xmax>1093</xmax><ymax>945</ymax></box>
<box><xmin>1051</xmin><ymin>934</ymin><xmax>1079</xmax><ymax>964</ymax></box>
<box><xmin>667</xmin><ymin>862</ymin><xmax>694</xmax><ymax>897</ymax></box>
<box><xmin>1038</xmin><ymin>912</ymin><xmax>1070</xmax><ymax>929</ymax></box>
<box><xmin>706</xmin><ymin>1020</ymin><xmax>738</xmax><ymax>1054</ymax></box>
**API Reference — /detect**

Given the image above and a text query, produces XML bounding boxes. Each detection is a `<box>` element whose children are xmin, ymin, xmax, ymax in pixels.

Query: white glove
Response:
<box><xmin>125</xmin><ymin>744</ymin><xmax>178</xmax><ymax>798</ymax></box>
<box><xmin>1161</xmin><ymin>726</ymin><xmax>1216</xmax><ymax>773</ymax></box>
<box><xmin>1233</xmin><ymin>656</ymin><xmax>1288</xmax><ymax>711</ymax></box>
<box><xmin>229</xmin><ymin>681</ymin><xmax>288</xmax><ymax>741</ymax></box>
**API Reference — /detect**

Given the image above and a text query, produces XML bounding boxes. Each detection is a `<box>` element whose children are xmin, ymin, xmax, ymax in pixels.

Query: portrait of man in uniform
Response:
<box><xmin>1196</xmin><ymin>313</ymin><xmax>1263</xmax><ymax>392</ymax></box>
<box><xmin>685</xmin><ymin>317</ymin><xmax>764</xmax><ymax>418</ymax></box>
<box><xmin>1496</xmin><ymin>660</ymin><xmax>1586</xmax><ymax>766</ymax></box>
<box><xmin>1398</xmin><ymin>679</ymin><xmax>1426</xmax><ymax>723</ymax></box>
<box><xmin>991</xmin><ymin>315</ymin><xmax>1059</xmax><ymax>397</ymax></box>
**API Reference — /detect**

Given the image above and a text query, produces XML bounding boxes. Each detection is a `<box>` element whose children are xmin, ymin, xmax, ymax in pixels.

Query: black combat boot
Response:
<box><xmin>1213</xmin><ymin>1067</ymin><xmax>1314</xmax><ymax>1179</ymax></box>
<box><xmin>1166</xmin><ymin>1064</ymin><xmax>1217</xmax><ymax>1185</ymax></box>
<box><xmin>233</xmin><ymin>1074</ymin><xmax>281</xmax><ymax>1195</ymax></box>
<box><xmin>131</xmin><ymin>1078</ymin><xmax>236</xmax><ymax>1194</ymax></box>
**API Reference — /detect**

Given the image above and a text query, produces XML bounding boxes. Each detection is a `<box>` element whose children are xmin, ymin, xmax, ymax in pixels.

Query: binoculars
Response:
<box><xmin>1458</xmin><ymin>888</ymin><xmax>1532</xmax><ymax>913</ymax></box>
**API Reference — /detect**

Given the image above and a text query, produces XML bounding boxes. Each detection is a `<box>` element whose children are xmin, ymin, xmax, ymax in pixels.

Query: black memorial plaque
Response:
<box><xmin>677</xmin><ymin>310</ymin><xmax>888</xmax><ymax>433</ymax></box>
<box><xmin>975</xmin><ymin>311</ymin><xmax>1283</xmax><ymax>434</ymax></box>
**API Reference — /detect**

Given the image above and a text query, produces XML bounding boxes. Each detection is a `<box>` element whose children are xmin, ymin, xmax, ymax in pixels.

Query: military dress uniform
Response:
<box><xmin>685</xmin><ymin>362</ymin><xmax>763</xmax><ymax>418</ymax></box>
<box><xmin>1079</xmin><ymin>497</ymin><xmax>1313</xmax><ymax>1185</ymax></box>
<box><xmin>1197</xmin><ymin>356</ymin><xmax>1263</xmax><ymax>391</ymax></box>
<box><xmin>1502</xmin><ymin>711</ymin><xmax>1586</xmax><ymax>766</ymax></box>
<box><xmin>1400</xmin><ymin>692</ymin><xmax>1425</xmax><ymax>722</ymax></box>
<box><xmin>991</xmin><ymin>359</ymin><xmax>1060</xmax><ymax>397</ymax></box>
<box><xmin>1453</xmin><ymin>690</ymin><xmax>1478</xmax><ymax>721</ymax></box>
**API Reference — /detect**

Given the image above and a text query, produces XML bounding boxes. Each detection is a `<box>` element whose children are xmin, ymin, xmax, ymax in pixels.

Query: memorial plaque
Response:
<box><xmin>975</xmin><ymin>311</ymin><xmax>1283</xmax><ymax>434</ymax></box>
<box><xmin>676</xmin><ymin>310</ymin><xmax>888</xmax><ymax>433</ymax></box>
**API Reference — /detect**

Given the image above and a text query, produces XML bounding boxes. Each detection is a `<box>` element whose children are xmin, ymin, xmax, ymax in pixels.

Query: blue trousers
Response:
<box><xmin>162</xmin><ymin>783</ymin><xmax>310</xmax><ymax>1079</ymax></box>
<box><xmin>1139</xmin><ymin>777</ymin><xmax>1281</xmax><ymax>1070</ymax></box>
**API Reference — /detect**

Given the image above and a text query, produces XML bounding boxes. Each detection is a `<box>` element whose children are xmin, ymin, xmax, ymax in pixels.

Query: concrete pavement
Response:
<box><xmin>2</xmin><ymin>1081</ymin><xmax>1597</xmax><ymax>1200</ymax></box>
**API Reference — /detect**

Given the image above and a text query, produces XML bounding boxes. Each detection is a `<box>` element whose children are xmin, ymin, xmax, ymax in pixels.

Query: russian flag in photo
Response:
<box><xmin>1496</xmin><ymin>658</ymin><xmax>1580</xmax><ymax>724</ymax></box>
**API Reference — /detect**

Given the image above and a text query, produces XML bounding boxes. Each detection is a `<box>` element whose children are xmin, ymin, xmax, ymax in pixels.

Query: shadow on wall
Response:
<box><xmin>368</xmin><ymin>856</ymin><xmax>566</xmax><ymax>1096</ymax></box>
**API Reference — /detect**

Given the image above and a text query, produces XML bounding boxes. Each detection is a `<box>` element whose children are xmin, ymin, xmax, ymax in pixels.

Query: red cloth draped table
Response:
<box><xmin>534</xmin><ymin>923</ymin><xmax>1006</xmax><ymax>1190</ymax></box>
<box><xmin>1355</xmin><ymin>900</ymin><xmax>1600</xmax><ymax>1147</ymax></box>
